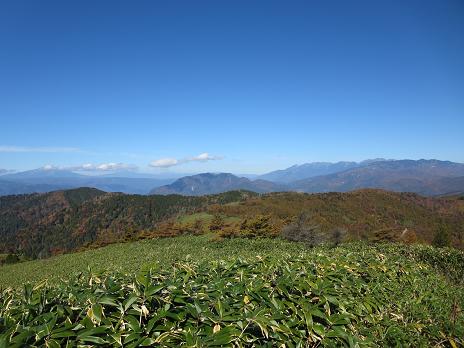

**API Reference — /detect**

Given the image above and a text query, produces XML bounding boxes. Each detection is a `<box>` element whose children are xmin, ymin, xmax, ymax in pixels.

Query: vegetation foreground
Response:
<box><xmin>0</xmin><ymin>236</ymin><xmax>463</xmax><ymax>347</ymax></box>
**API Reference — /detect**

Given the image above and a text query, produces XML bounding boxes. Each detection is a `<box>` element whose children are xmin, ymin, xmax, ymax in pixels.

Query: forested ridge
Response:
<box><xmin>1</xmin><ymin>187</ymin><xmax>463</xmax><ymax>260</ymax></box>
<box><xmin>0</xmin><ymin>188</ymin><xmax>254</xmax><ymax>258</ymax></box>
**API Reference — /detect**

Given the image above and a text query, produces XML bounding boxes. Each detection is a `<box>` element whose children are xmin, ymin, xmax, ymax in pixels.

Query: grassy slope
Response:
<box><xmin>0</xmin><ymin>236</ymin><xmax>463</xmax><ymax>346</ymax></box>
<box><xmin>0</xmin><ymin>236</ymin><xmax>304</xmax><ymax>288</ymax></box>
<box><xmin>1</xmin><ymin>235</ymin><xmax>463</xmax><ymax>289</ymax></box>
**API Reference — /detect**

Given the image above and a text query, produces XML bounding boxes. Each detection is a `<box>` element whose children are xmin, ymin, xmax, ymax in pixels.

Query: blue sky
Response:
<box><xmin>1</xmin><ymin>0</ymin><xmax>463</xmax><ymax>174</ymax></box>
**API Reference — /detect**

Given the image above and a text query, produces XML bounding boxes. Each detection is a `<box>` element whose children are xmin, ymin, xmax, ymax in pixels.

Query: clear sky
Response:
<box><xmin>1</xmin><ymin>0</ymin><xmax>463</xmax><ymax>174</ymax></box>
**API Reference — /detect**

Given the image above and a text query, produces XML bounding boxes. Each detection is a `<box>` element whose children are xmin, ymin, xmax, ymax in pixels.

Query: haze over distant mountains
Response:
<box><xmin>150</xmin><ymin>159</ymin><xmax>464</xmax><ymax>197</ymax></box>
<box><xmin>257</xmin><ymin>159</ymin><xmax>388</xmax><ymax>183</ymax></box>
<box><xmin>1</xmin><ymin>159</ymin><xmax>464</xmax><ymax>197</ymax></box>
<box><xmin>289</xmin><ymin>159</ymin><xmax>464</xmax><ymax>196</ymax></box>
<box><xmin>0</xmin><ymin>168</ymin><xmax>177</xmax><ymax>195</ymax></box>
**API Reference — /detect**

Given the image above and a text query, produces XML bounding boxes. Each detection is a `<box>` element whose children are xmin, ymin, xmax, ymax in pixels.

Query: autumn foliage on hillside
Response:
<box><xmin>0</xmin><ymin>188</ymin><xmax>253</xmax><ymax>258</ymax></box>
<box><xmin>208</xmin><ymin>190</ymin><xmax>464</xmax><ymax>248</ymax></box>
<box><xmin>0</xmin><ymin>188</ymin><xmax>463</xmax><ymax>260</ymax></box>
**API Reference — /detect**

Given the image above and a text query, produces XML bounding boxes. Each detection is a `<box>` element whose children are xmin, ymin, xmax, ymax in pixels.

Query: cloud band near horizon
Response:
<box><xmin>41</xmin><ymin>163</ymin><xmax>137</xmax><ymax>172</ymax></box>
<box><xmin>150</xmin><ymin>152</ymin><xmax>223</xmax><ymax>168</ymax></box>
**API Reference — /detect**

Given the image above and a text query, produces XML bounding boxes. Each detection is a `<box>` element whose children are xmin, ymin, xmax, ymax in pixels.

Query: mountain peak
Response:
<box><xmin>259</xmin><ymin>161</ymin><xmax>360</xmax><ymax>183</ymax></box>
<box><xmin>150</xmin><ymin>172</ymin><xmax>284</xmax><ymax>196</ymax></box>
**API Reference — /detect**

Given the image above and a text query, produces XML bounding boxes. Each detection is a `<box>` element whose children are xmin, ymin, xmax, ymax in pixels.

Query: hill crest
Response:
<box><xmin>150</xmin><ymin>172</ymin><xmax>285</xmax><ymax>196</ymax></box>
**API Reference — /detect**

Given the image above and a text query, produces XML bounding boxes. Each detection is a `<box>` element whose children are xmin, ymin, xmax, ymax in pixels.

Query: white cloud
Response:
<box><xmin>0</xmin><ymin>146</ymin><xmax>80</xmax><ymax>153</ymax></box>
<box><xmin>96</xmin><ymin>163</ymin><xmax>133</xmax><ymax>171</ymax></box>
<box><xmin>50</xmin><ymin>163</ymin><xmax>137</xmax><ymax>172</ymax></box>
<box><xmin>81</xmin><ymin>163</ymin><xmax>95</xmax><ymax>170</ymax></box>
<box><xmin>81</xmin><ymin>163</ymin><xmax>136</xmax><ymax>171</ymax></box>
<box><xmin>42</xmin><ymin>164</ymin><xmax>59</xmax><ymax>171</ymax></box>
<box><xmin>150</xmin><ymin>153</ymin><xmax>223</xmax><ymax>168</ymax></box>
<box><xmin>150</xmin><ymin>158</ymin><xmax>179</xmax><ymax>168</ymax></box>
<box><xmin>190</xmin><ymin>152</ymin><xmax>223</xmax><ymax>162</ymax></box>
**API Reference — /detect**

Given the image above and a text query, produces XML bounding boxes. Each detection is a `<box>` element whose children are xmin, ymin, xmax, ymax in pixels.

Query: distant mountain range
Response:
<box><xmin>290</xmin><ymin>159</ymin><xmax>464</xmax><ymax>196</ymax></box>
<box><xmin>0</xmin><ymin>169</ymin><xmax>176</xmax><ymax>195</ymax></box>
<box><xmin>1</xmin><ymin>159</ymin><xmax>464</xmax><ymax>196</ymax></box>
<box><xmin>150</xmin><ymin>173</ymin><xmax>285</xmax><ymax>195</ymax></box>
<box><xmin>151</xmin><ymin>160</ymin><xmax>464</xmax><ymax>196</ymax></box>
<box><xmin>0</xmin><ymin>180</ymin><xmax>65</xmax><ymax>196</ymax></box>
<box><xmin>257</xmin><ymin>160</ymin><xmax>368</xmax><ymax>183</ymax></box>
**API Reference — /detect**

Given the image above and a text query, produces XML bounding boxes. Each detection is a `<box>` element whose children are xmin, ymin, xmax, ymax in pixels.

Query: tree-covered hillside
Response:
<box><xmin>0</xmin><ymin>188</ymin><xmax>255</xmax><ymax>258</ymax></box>
<box><xmin>209</xmin><ymin>190</ymin><xmax>464</xmax><ymax>247</ymax></box>
<box><xmin>1</xmin><ymin>188</ymin><xmax>463</xmax><ymax>260</ymax></box>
